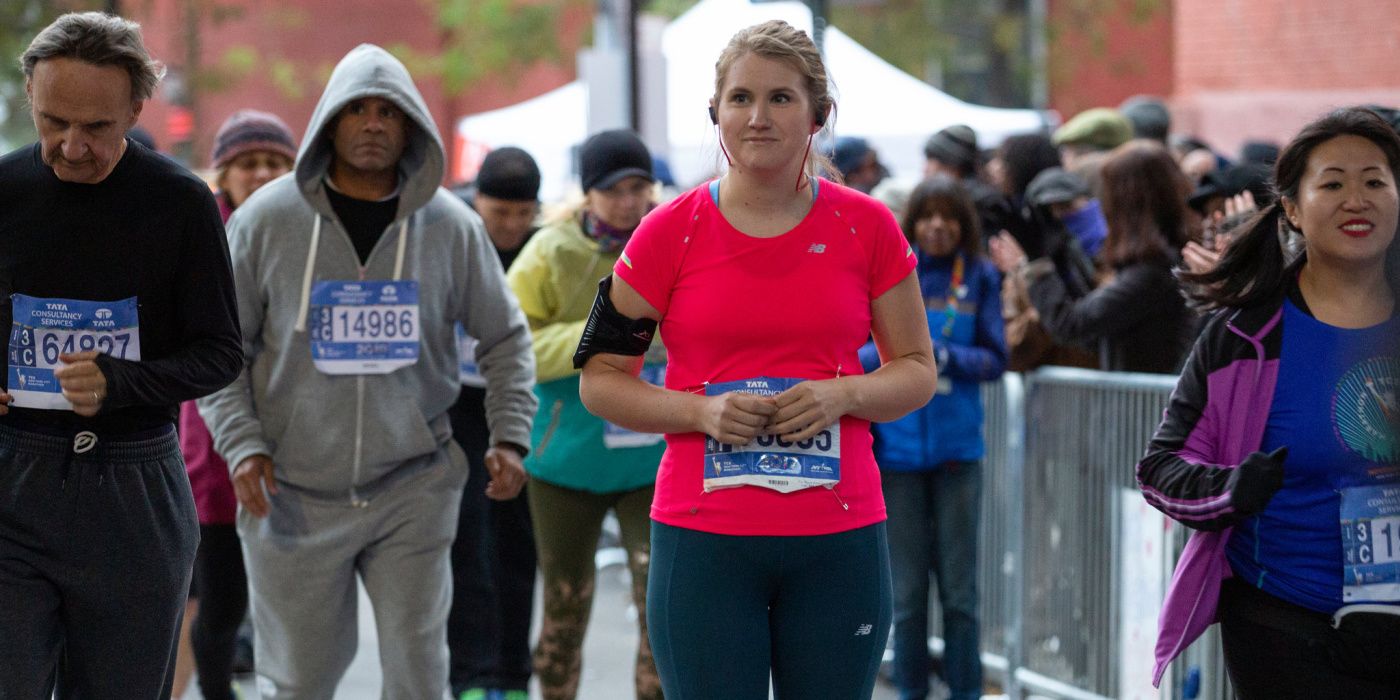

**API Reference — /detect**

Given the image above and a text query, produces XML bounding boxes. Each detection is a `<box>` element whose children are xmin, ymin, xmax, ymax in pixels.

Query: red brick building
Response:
<box><xmin>129</xmin><ymin>0</ymin><xmax>587</xmax><ymax>180</ymax></box>
<box><xmin>128</xmin><ymin>0</ymin><xmax>1400</xmax><ymax>177</ymax></box>
<box><xmin>1047</xmin><ymin>0</ymin><xmax>1175</xmax><ymax>120</ymax></box>
<box><xmin>1049</xmin><ymin>0</ymin><xmax>1400</xmax><ymax>158</ymax></box>
<box><xmin>1172</xmin><ymin>0</ymin><xmax>1400</xmax><ymax>156</ymax></box>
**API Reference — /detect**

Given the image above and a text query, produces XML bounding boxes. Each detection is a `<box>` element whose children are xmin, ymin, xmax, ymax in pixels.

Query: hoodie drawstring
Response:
<box><xmin>294</xmin><ymin>215</ymin><xmax>410</xmax><ymax>333</ymax></box>
<box><xmin>294</xmin><ymin>214</ymin><xmax>324</xmax><ymax>333</ymax></box>
<box><xmin>392</xmin><ymin>218</ymin><xmax>408</xmax><ymax>280</ymax></box>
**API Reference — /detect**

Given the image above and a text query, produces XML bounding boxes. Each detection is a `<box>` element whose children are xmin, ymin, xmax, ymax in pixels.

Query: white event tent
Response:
<box><xmin>454</xmin><ymin>0</ymin><xmax>1047</xmax><ymax>201</ymax></box>
<box><xmin>453</xmin><ymin>81</ymin><xmax>588</xmax><ymax>201</ymax></box>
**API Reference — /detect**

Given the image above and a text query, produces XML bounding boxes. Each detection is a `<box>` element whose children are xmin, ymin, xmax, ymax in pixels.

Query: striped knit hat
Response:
<box><xmin>210</xmin><ymin>110</ymin><xmax>297</xmax><ymax>169</ymax></box>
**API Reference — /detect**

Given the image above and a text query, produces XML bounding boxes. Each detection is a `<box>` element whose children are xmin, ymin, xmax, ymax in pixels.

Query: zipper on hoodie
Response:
<box><xmin>534</xmin><ymin>400</ymin><xmax>564</xmax><ymax>458</ymax></box>
<box><xmin>346</xmin><ymin>220</ymin><xmax>406</xmax><ymax>508</ymax></box>
<box><xmin>350</xmin><ymin>375</ymin><xmax>368</xmax><ymax>507</ymax></box>
<box><xmin>295</xmin><ymin>209</ymin><xmax>410</xmax><ymax>509</ymax></box>
<box><xmin>1225</xmin><ymin>316</ymin><xmax>1269</xmax><ymax>385</ymax></box>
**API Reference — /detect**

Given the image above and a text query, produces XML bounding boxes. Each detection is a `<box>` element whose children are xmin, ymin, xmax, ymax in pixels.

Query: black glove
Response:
<box><xmin>1228</xmin><ymin>446</ymin><xmax>1288</xmax><ymax>515</ymax></box>
<box><xmin>1038</xmin><ymin>214</ymin><xmax>1070</xmax><ymax>261</ymax></box>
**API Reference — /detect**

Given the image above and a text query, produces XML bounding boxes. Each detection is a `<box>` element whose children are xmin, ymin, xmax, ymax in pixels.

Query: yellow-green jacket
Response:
<box><xmin>506</xmin><ymin>216</ymin><xmax>663</xmax><ymax>493</ymax></box>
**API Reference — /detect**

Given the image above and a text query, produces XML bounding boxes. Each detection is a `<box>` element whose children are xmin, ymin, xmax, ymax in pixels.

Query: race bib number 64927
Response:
<box><xmin>8</xmin><ymin>294</ymin><xmax>141</xmax><ymax>410</ymax></box>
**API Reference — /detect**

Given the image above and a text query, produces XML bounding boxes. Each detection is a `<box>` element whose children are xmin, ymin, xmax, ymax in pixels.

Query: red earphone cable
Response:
<box><xmin>795</xmin><ymin>132</ymin><xmax>814</xmax><ymax>193</ymax></box>
<box><xmin>716</xmin><ymin>124</ymin><xmax>734</xmax><ymax>169</ymax></box>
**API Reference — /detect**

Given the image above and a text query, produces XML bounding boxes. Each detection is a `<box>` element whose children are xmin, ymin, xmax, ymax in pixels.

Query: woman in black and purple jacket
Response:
<box><xmin>1138</xmin><ymin>107</ymin><xmax>1400</xmax><ymax>697</ymax></box>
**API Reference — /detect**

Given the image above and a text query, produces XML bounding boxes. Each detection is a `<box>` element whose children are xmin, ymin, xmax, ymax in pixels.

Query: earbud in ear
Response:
<box><xmin>708</xmin><ymin>105</ymin><xmax>718</xmax><ymax>125</ymax></box>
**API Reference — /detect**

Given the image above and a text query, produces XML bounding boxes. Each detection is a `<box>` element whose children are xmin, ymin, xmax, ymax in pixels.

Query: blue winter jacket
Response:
<box><xmin>860</xmin><ymin>251</ymin><xmax>1007</xmax><ymax>470</ymax></box>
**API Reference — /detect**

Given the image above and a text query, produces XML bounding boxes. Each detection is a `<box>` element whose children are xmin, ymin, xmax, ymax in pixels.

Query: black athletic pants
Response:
<box><xmin>0</xmin><ymin>421</ymin><xmax>198</xmax><ymax>699</ymax></box>
<box><xmin>446</xmin><ymin>387</ymin><xmax>538</xmax><ymax>693</ymax></box>
<box><xmin>191</xmin><ymin>523</ymin><xmax>247</xmax><ymax>700</ymax></box>
<box><xmin>1219</xmin><ymin>577</ymin><xmax>1400</xmax><ymax>698</ymax></box>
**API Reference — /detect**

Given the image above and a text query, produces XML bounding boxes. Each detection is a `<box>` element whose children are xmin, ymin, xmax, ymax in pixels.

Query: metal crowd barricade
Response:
<box><xmin>916</xmin><ymin>367</ymin><xmax>1232</xmax><ymax>700</ymax></box>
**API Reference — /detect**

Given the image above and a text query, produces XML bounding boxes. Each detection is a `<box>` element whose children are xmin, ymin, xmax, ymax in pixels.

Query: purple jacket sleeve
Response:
<box><xmin>1135</xmin><ymin>320</ymin><xmax>1247</xmax><ymax>532</ymax></box>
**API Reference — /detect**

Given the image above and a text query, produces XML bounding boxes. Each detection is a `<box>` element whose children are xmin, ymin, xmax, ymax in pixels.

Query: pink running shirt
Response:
<box><xmin>614</xmin><ymin>179</ymin><xmax>915</xmax><ymax>536</ymax></box>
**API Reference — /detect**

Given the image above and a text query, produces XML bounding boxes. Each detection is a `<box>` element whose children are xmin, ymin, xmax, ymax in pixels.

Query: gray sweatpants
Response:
<box><xmin>238</xmin><ymin>446</ymin><xmax>467</xmax><ymax>700</ymax></box>
<box><xmin>0</xmin><ymin>421</ymin><xmax>198</xmax><ymax>700</ymax></box>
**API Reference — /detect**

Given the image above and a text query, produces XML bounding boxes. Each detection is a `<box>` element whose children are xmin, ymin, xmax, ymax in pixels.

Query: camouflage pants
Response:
<box><xmin>528</xmin><ymin>479</ymin><xmax>662</xmax><ymax>700</ymax></box>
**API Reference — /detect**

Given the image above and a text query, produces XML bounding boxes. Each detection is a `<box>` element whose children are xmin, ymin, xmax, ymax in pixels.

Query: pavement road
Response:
<box><xmin>212</xmin><ymin>547</ymin><xmax>931</xmax><ymax>699</ymax></box>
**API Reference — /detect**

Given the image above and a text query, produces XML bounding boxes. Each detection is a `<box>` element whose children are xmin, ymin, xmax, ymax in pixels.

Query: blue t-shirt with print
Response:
<box><xmin>1227</xmin><ymin>297</ymin><xmax>1400</xmax><ymax>613</ymax></box>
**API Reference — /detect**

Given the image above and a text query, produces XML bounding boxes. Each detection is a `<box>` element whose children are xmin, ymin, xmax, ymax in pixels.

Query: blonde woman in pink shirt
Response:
<box><xmin>577</xmin><ymin>20</ymin><xmax>936</xmax><ymax>700</ymax></box>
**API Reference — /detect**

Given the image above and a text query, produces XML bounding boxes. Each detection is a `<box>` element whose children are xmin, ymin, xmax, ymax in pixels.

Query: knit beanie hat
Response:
<box><xmin>475</xmin><ymin>146</ymin><xmax>542</xmax><ymax>202</ymax></box>
<box><xmin>923</xmin><ymin>124</ymin><xmax>979</xmax><ymax>175</ymax></box>
<box><xmin>579</xmin><ymin>129</ymin><xmax>654</xmax><ymax>192</ymax></box>
<box><xmin>211</xmin><ymin>110</ymin><xmax>298</xmax><ymax>169</ymax></box>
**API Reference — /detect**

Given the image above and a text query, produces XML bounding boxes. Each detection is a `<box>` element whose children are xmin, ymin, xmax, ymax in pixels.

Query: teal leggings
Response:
<box><xmin>647</xmin><ymin>520</ymin><xmax>893</xmax><ymax>700</ymax></box>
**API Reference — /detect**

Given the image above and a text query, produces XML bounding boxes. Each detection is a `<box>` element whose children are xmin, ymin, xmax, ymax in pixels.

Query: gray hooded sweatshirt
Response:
<box><xmin>198</xmin><ymin>44</ymin><xmax>536</xmax><ymax>502</ymax></box>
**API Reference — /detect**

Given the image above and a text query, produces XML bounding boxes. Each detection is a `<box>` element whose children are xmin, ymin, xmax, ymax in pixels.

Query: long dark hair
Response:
<box><xmin>1182</xmin><ymin>107</ymin><xmax>1400</xmax><ymax>310</ymax></box>
<box><xmin>1099</xmin><ymin>140</ymin><xmax>1191</xmax><ymax>268</ymax></box>
<box><xmin>998</xmin><ymin>133</ymin><xmax>1061</xmax><ymax>199</ymax></box>
<box><xmin>902</xmin><ymin>174</ymin><xmax>982</xmax><ymax>260</ymax></box>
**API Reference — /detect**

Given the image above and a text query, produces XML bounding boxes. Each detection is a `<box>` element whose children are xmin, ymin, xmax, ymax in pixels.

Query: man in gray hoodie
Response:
<box><xmin>197</xmin><ymin>44</ymin><xmax>537</xmax><ymax>699</ymax></box>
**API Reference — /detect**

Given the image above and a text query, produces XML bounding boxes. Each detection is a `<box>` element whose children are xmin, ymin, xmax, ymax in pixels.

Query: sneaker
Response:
<box><xmin>458</xmin><ymin>690</ymin><xmax>488</xmax><ymax>700</ymax></box>
<box><xmin>498</xmin><ymin>691</ymin><xmax>528</xmax><ymax>700</ymax></box>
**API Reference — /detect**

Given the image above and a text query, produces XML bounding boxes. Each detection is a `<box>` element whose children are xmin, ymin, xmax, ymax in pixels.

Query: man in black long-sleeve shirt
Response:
<box><xmin>0</xmin><ymin>13</ymin><xmax>242</xmax><ymax>699</ymax></box>
<box><xmin>446</xmin><ymin>147</ymin><xmax>541</xmax><ymax>700</ymax></box>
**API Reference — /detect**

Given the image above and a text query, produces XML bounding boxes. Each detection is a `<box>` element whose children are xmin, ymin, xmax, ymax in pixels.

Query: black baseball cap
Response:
<box><xmin>1026</xmin><ymin>167</ymin><xmax>1090</xmax><ymax>207</ymax></box>
<box><xmin>476</xmin><ymin>146</ymin><xmax>541</xmax><ymax>202</ymax></box>
<box><xmin>580</xmin><ymin>129</ymin><xmax>654</xmax><ymax>192</ymax></box>
<box><xmin>1188</xmin><ymin>163</ymin><xmax>1273</xmax><ymax>213</ymax></box>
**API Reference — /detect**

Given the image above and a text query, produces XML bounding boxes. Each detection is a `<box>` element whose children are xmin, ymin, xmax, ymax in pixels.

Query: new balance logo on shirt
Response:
<box><xmin>807</xmin><ymin>243</ymin><xmax>827</xmax><ymax>254</ymax></box>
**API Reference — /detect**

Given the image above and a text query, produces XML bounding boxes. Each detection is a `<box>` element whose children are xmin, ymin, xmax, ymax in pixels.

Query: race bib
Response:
<box><xmin>702</xmin><ymin>377</ymin><xmax>840</xmax><ymax>493</ymax></box>
<box><xmin>8</xmin><ymin>294</ymin><xmax>141</xmax><ymax>410</ymax></box>
<box><xmin>308</xmin><ymin>281</ymin><xmax>420</xmax><ymax>375</ymax></box>
<box><xmin>1341</xmin><ymin>482</ymin><xmax>1400</xmax><ymax>602</ymax></box>
<box><xmin>454</xmin><ymin>323</ymin><xmax>486</xmax><ymax>388</ymax></box>
<box><xmin>603</xmin><ymin>365</ymin><xmax>666</xmax><ymax>449</ymax></box>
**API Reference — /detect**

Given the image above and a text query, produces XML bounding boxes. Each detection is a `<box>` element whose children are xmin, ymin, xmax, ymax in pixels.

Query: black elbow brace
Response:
<box><xmin>572</xmin><ymin>276</ymin><xmax>658</xmax><ymax>369</ymax></box>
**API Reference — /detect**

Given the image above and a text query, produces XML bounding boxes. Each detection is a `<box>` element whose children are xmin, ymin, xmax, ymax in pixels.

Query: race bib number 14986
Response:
<box><xmin>308</xmin><ymin>280</ymin><xmax>421</xmax><ymax>375</ymax></box>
